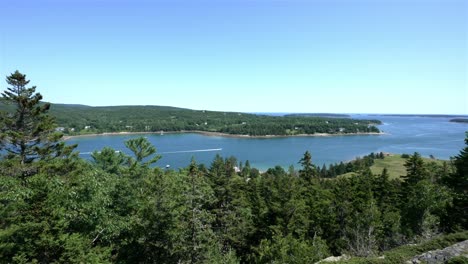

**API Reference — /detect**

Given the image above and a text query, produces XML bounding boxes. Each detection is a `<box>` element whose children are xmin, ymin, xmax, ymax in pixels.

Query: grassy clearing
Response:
<box><xmin>370</xmin><ymin>154</ymin><xmax>445</xmax><ymax>180</ymax></box>
<box><xmin>369</xmin><ymin>155</ymin><xmax>408</xmax><ymax>180</ymax></box>
<box><xmin>337</xmin><ymin>154</ymin><xmax>446</xmax><ymax>180</ymax></box>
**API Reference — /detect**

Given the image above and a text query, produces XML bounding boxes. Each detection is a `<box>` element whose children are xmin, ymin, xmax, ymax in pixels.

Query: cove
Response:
<box><xmin>67</xmin><ymin>115</ymin><xmax>468</xmax><ymax>170</ymax></box>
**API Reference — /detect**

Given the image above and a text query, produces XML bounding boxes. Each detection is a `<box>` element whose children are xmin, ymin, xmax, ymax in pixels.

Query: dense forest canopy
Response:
<box><xmin>0</xmin><ymin>101</ymin><xmax>382</xmax><ymax>136</ymax></box>
<box><xmin>1</xmin><ymin>72</ymin><xmax>467</xmax><ymax>263</ymax></box>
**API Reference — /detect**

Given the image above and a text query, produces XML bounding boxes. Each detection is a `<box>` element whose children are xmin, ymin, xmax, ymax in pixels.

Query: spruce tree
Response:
<box><xmin>0</xmin><ymin>71</ymin><xmax>75</xmax><ymax>176</ymax></box>
<box><xmin>402</xmin><ymin>152</ymin><xmax>427</xmax><ymax>186</ymax></box>
<box><xmin>299</xmin><ymin>151</ymin><xmax>317</xmax><ymax>182</ymax></box>
<box><xmin>444</xmin><ymin>132</ymin><xmax>468</xmax><ymax>230</ymax></box>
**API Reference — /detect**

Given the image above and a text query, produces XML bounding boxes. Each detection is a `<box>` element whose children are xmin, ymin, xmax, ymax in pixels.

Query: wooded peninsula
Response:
<box><xmin>0</xmin><ymin>102</ymin><xmax>381</xmax><ymax>136</ymax></box>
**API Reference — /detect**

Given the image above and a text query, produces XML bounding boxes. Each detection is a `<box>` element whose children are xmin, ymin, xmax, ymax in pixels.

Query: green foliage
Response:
<box><xmin>173</xmin><ymin>159</ymin><xmax>219</xmax><ymax>263</ymax></box>
<box><xmin>399</xmin><ymin>153</ymin><xmax>452</xmax><ymax>239</ymax></box>
<box><xmin>0</xmin><ymin>71</ymin><xmax>76</xmax><ymax>177</ymax></box>
<box><xmin>256</xmin><ymin>233</ymin><xmax>329</xmax><ymax>264</ymax></box>
<box><xmin>1</xmin><ymin>143</ymin><xmax>466</xmax><ymax>263</ymax></box>
<box><xmin>91</xmin><ymin>147</ymin><xmax>128</xmax><ymax>174</ymax></box>
<box><xmin>443</xmin><ymin>132</ymin><xmax>468</xmax><ymax>230</ymax></box>
<box><xmin>336</xmin><ymin>231</ymin><xmax>468</xmax><ymax>263</ymax></box>
<box><xmin>299</xmin><ymin>151</ymin><xmax>317</xmax><ymax>182</ymax></box>
<box><xmin>447</xmin><ymin>256</ymin><xmax>468</xmax><ymax>264</ymax></box>
<box><xmin>402</xmin><ymin>152</ymin><xmax>427</xmax><ymax>185</ymax></box>
<box><xmin>320</xmin><ymin>152</ymin><xmax>388</xmax><ymax>179</ymax></box>
<box><xmin>125</xmin><ymin>136</ymin><xmax>161</xmax><ymax>167</ymax></box>
<box><xmin>1</xmin><ymin>78</ymin><xmax>467</xmax><ymax>263</ymax></box>
<box><xmin>349</xmin><ymin>231</ymin><xmax>468</xmax><ymax>264</ymax></box>
<box><xmin>0</xmin><ymin>101</ymin><xmax>383</xmax><ymax>136</ymax></box>
<box><xmin>0</xmin><ymin>171</ymin><xmax>113</xmax><ymax>262</ymax></box>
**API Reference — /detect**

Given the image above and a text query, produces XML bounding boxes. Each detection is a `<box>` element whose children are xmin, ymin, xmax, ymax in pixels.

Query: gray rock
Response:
<box><xmin>408</xmin><ymin>240</ymin><xmax>468</xmax><ymax>264</ymax></box>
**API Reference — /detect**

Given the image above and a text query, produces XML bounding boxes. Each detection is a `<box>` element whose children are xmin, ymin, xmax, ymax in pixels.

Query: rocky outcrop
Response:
<box><xmin>315</xmin><ymin>255</ymin><xmax>350</xmax><ymax>263</ymax></box>
<box><xmin>406</xmin><ymin>240</ymin><xmax>468</xmax><ymax>264</ymax></box>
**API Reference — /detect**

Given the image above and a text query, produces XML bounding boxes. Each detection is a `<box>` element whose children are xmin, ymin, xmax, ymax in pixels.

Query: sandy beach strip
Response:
<box><xmin>63</xmin><ymin>130</ymin><xmax>386</xmax><ymax>140</ymax></box>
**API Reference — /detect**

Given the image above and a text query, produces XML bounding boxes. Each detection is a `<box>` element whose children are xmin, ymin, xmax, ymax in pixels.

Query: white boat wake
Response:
<box><xmin>79</xmin><ymin>150</ymin><xmax>121</xmax><ymax>155</ymax></box>
<box><xmin>159</xmin><ymin>148</ymin><xmax>222</xmax><ymax>154</ymax></box>
<box><xmin>79</xmin><ymin>149</ymin><xmax>222</xmax><ymax>155</ymax></box>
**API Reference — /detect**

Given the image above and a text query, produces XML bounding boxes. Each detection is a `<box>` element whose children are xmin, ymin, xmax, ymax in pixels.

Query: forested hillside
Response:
<box><xmin>0</xmin><ymin>101</ymin><xmax>382</xmax><ymax>136</ymax></box>
<box><xmin>1</xmin><ymin>72</ymin><xmax>466</xmax><ymax>263</ymax></box>
<box><xmin>52</xmin><ymin>104</ymin><xmax>381</xmax><ymax>136</ymax></box>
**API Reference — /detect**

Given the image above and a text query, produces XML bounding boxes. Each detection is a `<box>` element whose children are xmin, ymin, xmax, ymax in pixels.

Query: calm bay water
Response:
<box><xmin>68</xmin><ymin>115</ymin><xmax>468</xmax><ymax>170</ymax></box>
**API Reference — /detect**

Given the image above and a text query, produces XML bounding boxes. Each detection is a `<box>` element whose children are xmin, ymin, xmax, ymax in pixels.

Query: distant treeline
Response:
<box><xmin>318</xmin><ymin>152</ymin><xmax>385</xmax><ymax>178</ymax></box>
<box><xmin>284</xmin><ymin>113</ymin><xmax>350</xmax><ymax>118</ymax></box>
<box><xmin>375</xmin><ymin>114</ymin><xmax>468</xmax><ymax>118</ymax></box>
<box><xmin>0</xmin><ymin>101</ymin><xmax>382</xmax><ymax>136</ymax></box>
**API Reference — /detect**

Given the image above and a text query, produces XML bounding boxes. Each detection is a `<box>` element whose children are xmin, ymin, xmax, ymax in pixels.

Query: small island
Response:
<box><xmin>22</xmin><ymin>103</ymin><xmax>383</xmax><ymax>137</ymax></box>
<box><xmin>450</xmin><ymin>118</ymin><xmax>468</xmax><ymax>124</ymax></box>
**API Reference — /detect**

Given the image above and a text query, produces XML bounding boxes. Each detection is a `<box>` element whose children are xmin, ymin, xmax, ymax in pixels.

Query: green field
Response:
<box><xmin>339</xmin><ymin>154</ymin><xmax>446</xmax><ymax>180</ymax></box>
<box><xmin>370</xmin><ymin>154</ymin><xmax>445</xmax><ymax>179</ymax></box>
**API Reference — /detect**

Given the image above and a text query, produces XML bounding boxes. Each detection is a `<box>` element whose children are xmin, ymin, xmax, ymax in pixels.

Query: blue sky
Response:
<box><xmin>1</xmin><ymin>0</ymin><xmax>467</xmax><ymax>114</ymax></box>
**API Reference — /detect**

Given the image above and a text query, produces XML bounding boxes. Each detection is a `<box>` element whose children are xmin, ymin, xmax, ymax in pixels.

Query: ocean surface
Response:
<box><xmin>68</xmin><ymin>115</ymin><xmax>468</xmax><ymax>170</ymax></box>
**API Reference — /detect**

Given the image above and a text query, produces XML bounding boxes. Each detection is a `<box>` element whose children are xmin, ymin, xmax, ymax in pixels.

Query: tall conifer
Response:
<box><xmin>0</xmin><ymin>71</ymin><xmax>75</xmax><ymax>176</ymax></box>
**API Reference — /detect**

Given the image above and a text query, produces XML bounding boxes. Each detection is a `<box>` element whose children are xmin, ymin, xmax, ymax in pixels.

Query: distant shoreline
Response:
<box><xmin>63</xmin><ymin>130</ymin><xmax>385</xmax><ymax>140</ymax></box>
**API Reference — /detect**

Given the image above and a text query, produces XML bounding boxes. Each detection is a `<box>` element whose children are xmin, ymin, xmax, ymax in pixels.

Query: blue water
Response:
<box><xmin>67</xmin><ymin>115</ymin><xmax>467</xmax><ymax>170</ymax></box>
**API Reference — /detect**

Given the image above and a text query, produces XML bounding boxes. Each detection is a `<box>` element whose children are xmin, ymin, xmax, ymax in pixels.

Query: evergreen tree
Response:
<box><xmin>241</xmin><ymin>160</ymin><xmax>251</xmax><ymax>177</ymax></box>
<box><xmin>402</xmin><ymin>152</ymin><xmax>427</xmax><ymax>186</ymax></box>
<box><xmin>374</xmin><ymin>168</ymin><xmax>391</xmax><ymax>208</ymax></box>
<box><xmin>170</xmin><ymin>158</ymin><xmax>219</xmax><ymax>263</ymax></box>
<box><xmin>0</xmin><ymin>164</ymin><xmax>113</xmax><ymax>262</ymax></box>
<box><xmin>299</xmin><ymin>151</ymin><xmax>317</xmax><ymax>182</ymax></box>
<box><xmin>341</xmin><ymin>172</ymin><xmax>382</xmax><ymax>256</ymax></box>
<box><xmin>0</xmin><ymin>71</ymin><xmax>75</xmax><ymax>177</ymax></box>
<box><xmin>125</xmin><ymin>137</ymin><xmax>161</xmax><ymax>168</ymax></box>
<box><xmin>320</xmin><ymin>164</ymin><xmax>327</xmax><ymax>178</ymax></box>
<box><xmin>91</xmin><ymin>147</ymin><xmax>128</xmax><ymax>174</ymax></box>
<box><xmin>400</xmin><ymin>179</ymin><xmax>451</xmax><ymax>238</ymax></box>
<box><xmin>443</xmin><ymin>132</ymin><xmax>468</xmax><ymax>230</ymax></box>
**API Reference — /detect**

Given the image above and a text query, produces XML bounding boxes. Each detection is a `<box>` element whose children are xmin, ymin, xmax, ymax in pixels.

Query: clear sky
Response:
<box><xmin>1</xmin><ymin>0</ymin><xmax>467</xmax><ymax>114</ymax></box>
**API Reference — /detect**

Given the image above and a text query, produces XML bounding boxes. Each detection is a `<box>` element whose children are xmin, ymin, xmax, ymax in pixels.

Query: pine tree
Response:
<box><xmin>183</xmin><ymin>158</ymin><xmax>217</xmax><ymax>263</ymax></box>
<box><xmin>124</xmin><ymin>137</ymin><xmax>161</xmax><ymax>168</ymax></box>
<box><xmin>443</xmin><ymin>132</ymin><xmax>468</xmax><ymax>230</ymax></box>
<box><xmin>320</xmin><ymin>164</ymin><xmax>327</xmax><ymax>178</ymax></box>
<box><xmin>402</xmin><ymin>152</ymin><xmax>427</xmax><ymax>186</ymax></box>
<box><xmin>0</xmin><ymin>71</ymin><xmax>75</xmax><ymax>176</ymax></box>
<box><xmin>299</xmin><ymin>151</ymin><xmax>317</xmax><ymax>182</ymax></box>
